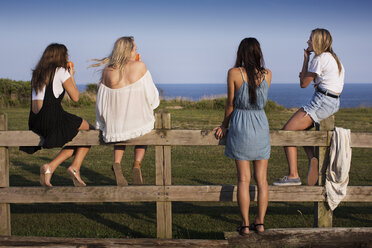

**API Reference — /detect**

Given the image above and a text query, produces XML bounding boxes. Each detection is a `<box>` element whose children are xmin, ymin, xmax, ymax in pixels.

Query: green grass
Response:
<box><xmin>1</xmin><ymin>103</ymin><xmax>372</xmax><ymax>239</ymax></box>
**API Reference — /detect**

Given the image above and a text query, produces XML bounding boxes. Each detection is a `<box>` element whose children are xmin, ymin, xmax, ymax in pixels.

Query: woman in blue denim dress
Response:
<box><xmin>273</xmin><ymin>28</ymin><xmax>345</xmax><ymax>186</ymax></box>
<box><xmin>214</xmin><ymin>38</ymin><xmax>272</xmax><ymax>235</ymax></box>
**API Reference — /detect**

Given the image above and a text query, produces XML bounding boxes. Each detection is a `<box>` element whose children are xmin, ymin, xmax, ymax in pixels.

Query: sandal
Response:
<box><xmin>132</xmin><ymin>161</ymin><xmax>143</xmax><ymax>185</ymax></box>
<box><xmin>236</xmin><ymin>225</ymin><xmax>250</xmax><ymax>236</ymax></box>
<box><xmin>40</xmin><ymin>164</ymin><xmax>53</xmax><ymax>187</ymax></box>
<box><xmin>67</xmin><ymin>167</ymin><xmax>86</xmax><ymax>187</ymax></box>
<box><xmin>112</xmin><ymin>163</ymin><xmax>128</xmax><ymax>186</ymax></box>
<box><xmin>249</xmin><ymin>223</ymin><xmax>264</xmax><ymax>234</ymax></box>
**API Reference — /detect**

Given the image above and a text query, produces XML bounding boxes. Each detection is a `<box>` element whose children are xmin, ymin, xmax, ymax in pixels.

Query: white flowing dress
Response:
<box><xmin>96</xmin><ymin>70</ymin><xmax>160</xmax><ymax>143</ymax></box>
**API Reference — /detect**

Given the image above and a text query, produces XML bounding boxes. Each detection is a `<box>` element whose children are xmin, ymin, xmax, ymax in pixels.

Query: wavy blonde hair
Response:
<box><xmin>90</xmin><ymin>36</ymin><xmax>134</xmax><ymax>81</ymax></box>
<box><xmin>311</xmin><ymin>28</ymin><xmax>342</xmax><ymax>74</ymax></box>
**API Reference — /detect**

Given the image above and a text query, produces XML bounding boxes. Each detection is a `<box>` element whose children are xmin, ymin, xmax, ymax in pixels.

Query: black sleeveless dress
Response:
<box><xmin>22</xmin><ymin>71</ymin><xmax>82</xmax><ymax>153</ymax></box>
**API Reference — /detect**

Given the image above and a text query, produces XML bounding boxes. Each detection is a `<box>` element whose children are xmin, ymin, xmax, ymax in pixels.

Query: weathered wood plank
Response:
<box><xmin>0</xmin><ymin>130</ymin><xmax>331</xmax><ymax>147</ymax></box>
<box><xmin>350</xmin><ymin>132</ymin><xmax>372</xmax><ymax>148</ymax></box>
<box><xmin>166</xmin><ymin>185</ymin><xmax>325</xmax><ymax>202</ymax></box>
<box><xmin>225</xmin><ymin>227</ymin><xmax>372</xmax><ymax>248</ymax></box>
<box><xmin>315</xmin><ymin>116</ymin><xmax>334</xmax><ymax>228</ymax></box>
<box><xmin>0</xmin><ymin>236</ymin><xmax>228</xmax><ymax>247</ymax></box>
<box><xmin>0</xmin><ymin>113</ymin><xmax>11</xmax><ymax>236</ymax></box>
<box><xmin>156</xmin><ymin>112</ymin><xmax>173</xmax><ymax>239</ymax></box>
<box><xmin>0</xmin><ymin>186</ymin><xmax>371</xmax><ymax>204</ymax></box>
<box><xmin>0</xmin><ymin>186</ymin><xmax>164</xmax><ymax>203</ymax></box>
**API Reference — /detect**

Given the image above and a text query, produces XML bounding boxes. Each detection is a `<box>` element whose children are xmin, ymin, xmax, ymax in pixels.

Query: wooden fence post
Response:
<box><xmin>0</xmin><ymin>113</ymin><xmax>11</xmax><ymax>236</ymax></box>
<box><xmin>155</xmin><ymin>113</ymin><xmax>172</xmax><ymax>238</ymax></box>
<box><xmin>314</xmin><ymin>115</ymin><xmax>334</xmax><ymax>227</ymax></box>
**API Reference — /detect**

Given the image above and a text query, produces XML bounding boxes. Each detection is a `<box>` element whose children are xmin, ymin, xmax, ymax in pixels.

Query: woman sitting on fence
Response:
<box><xmin>214</xmin><ymin>38</ymin><xmax>272</xmax><ymax>235</ymax></box>
<box><xmin>273</xmin><ymin>28</ymin><xmax>345</xmax><ymax>186</ymax></box>
<box><xmin>91</xmin><ymin>36</ymin><xmax>159</xmax><ymax>186</ymax></box>
<box><xmin>23</xmin><ymin>43</ymin><xmax>93</xmax><ymax>187</ymax></box>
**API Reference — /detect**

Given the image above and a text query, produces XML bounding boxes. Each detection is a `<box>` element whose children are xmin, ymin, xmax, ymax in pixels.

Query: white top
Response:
<box><xmin>96</xmin><ymin>70</ymin><xmax>160</xmax><ymax>143</ymax></box>
<box><xmin>31</xmin><ymin>67</ymin><xmax>70</xmax><ymax>100</ymax></box>
<box><xmin>308</xmin><ymin>52</ymin><xmax>345</xmax><ymax>94</ymax></box>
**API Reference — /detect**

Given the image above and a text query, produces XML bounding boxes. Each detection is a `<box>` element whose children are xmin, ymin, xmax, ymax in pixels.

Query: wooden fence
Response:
<box><xmin>0</xmin><ymin>112</ymin><xmax>372</xmax><ymax>238</ymax></box>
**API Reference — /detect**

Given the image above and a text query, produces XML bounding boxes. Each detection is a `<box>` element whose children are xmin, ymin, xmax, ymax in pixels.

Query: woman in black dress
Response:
<box><xmin>28</xmin><ymin>43</ymin><xmax>92</xmax><ymax>187</ymax></box>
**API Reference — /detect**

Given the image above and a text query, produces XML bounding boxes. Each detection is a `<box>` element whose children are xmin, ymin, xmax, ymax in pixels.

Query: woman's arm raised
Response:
<box><xmin>63</xmin><ymin>67</ymin><xmax>79</xmax><ymax>102</ymax></box>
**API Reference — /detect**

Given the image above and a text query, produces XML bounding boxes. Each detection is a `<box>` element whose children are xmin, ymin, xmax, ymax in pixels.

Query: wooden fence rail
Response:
<box><xmin>0</xmin><ymin>112</ymin><xmax>371</xmax><ymax>238</ymax></box>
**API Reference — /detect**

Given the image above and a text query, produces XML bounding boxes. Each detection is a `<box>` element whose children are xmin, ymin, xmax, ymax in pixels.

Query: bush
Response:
<box><xmin>0</xmin><ymin>78</ymin><xmax>31</xmax><ymax>107</ymax></box>
<box><xmin>86</xmin><ymin>83</ymin><xmax>98</xmax><ymax>94</ymax></box>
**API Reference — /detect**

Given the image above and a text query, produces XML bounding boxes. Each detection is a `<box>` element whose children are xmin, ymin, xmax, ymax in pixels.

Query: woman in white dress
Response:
<box><xmin>91</xmin><ymin>36</ymin><xmax>160</xmax><ymax>185</ymax></box>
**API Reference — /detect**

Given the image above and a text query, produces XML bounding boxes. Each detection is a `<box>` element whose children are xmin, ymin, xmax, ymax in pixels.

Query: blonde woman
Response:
<box><xmin>91</xmin><ymin>37</ymin><xmax>159</xmax><ymax>186</ymax></box>
<box><xmin>274</xmin><ymin>28</ymin><xmax>345</xmax><ymax>186</ymax></box>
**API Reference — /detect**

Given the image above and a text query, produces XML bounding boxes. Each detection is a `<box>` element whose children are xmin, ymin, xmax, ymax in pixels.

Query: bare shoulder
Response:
<box><xmin>228</xmin><ymin>67</ymin><xmax>241</xmax><ymax>75</ymax></box>
<box><xmin>127</xmin><ymin>61</ymin><xmax>147</xmax><ymax>73</ymax></box>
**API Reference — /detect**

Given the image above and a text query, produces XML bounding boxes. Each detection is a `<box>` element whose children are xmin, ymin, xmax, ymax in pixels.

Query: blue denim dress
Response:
<box><xmin>225</xmin><ymin>71</ymin><xmax>270</xmax><ymax>161</ymax></box>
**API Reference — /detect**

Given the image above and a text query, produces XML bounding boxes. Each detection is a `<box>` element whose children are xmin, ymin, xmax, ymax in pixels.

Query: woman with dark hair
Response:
<box><xmin>214</xmin><ymin>38</ymin><xmax>272</xmax><ymax>235</ymax></box>
<box><xmin>273</xmin><ymin>28</ymin><xmax>344</xmax><ymax>186</ymax></box>
<box><xmin>25</xmin><ymin>43</ymin><xmax>93</xmax><ymax>187</ymax></box>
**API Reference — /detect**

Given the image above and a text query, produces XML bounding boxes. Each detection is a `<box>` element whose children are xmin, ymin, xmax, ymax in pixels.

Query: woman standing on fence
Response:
<box><xmin>214</xmin><ymin>38</ymin><xmax>271</xmax><ymax>235</ymax></box>
<box><xmin>91</xmin><ymin>36</ymin><xmax>159</xmax><ymax>186</ymax></box>
<box><xmin>273</xmin><ymin>28</ymin><xmax>345</xmax><ymax>186</ymax></box>
<box><xmin>23</xmin><ymin>43</ymin><xmax>93</xmax><ymax>187</ymax></box>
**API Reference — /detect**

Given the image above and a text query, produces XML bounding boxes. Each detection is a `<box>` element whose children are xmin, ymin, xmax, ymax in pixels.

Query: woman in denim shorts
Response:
<box><xmin>273</xmin><ymin>28</ymin><xmax>345</xmax><ymax>186</ymax></box>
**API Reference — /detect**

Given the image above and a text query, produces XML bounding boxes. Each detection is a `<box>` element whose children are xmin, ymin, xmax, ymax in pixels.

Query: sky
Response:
<box><xmin>1</xmin><ymin>0</ymin><xmax>371</xmax><ymax>84</ymax></box>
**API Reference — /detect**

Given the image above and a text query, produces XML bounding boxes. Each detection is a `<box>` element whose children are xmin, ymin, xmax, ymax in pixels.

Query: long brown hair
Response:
<box><xmin>311</xmin><ymin>28</ymin><xmax>342</xmax><ymax>74</ymax></box>
<box><xmin>235</xmin><ymin>38</ymin><xmax>266</xmax><ymax>105</ymax></box>
<box><xmin>32</xmin><ymin>43</ymin><xmax>68</xmax><ymax>93</ymax></box>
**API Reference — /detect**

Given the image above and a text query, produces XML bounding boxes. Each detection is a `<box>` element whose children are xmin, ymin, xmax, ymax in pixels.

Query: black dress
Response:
<box><xmin>21</xmin><ymin>71</ymin><xmax>82</xmax><ymax>153</ymax></box>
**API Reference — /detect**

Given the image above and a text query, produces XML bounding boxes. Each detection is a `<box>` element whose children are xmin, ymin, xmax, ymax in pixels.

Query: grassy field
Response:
<box><xmin>1</xmin><ymin>101</ymin><xmax>372</xmax><ymax>239</ymax></box>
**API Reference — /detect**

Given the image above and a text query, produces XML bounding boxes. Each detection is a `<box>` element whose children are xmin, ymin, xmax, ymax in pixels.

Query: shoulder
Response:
<box><xmin>227</xmin><ymin>67</ymin><xmax>241</xmax><ymax>79</ymax></box>
<box><xmin>127</xmin><ymin>61</ymin><xmax>147</xmax><ymax>73</ymax></box>
<box><xmin>228</xmin><ymin>67</ymin><xmax>240</xmax><ymax>75</ymax></box>
<box><xmin>55</xmin><ymin>67</ymin><xmax>70</xmax><ymax>82</ymax></box>
<box><xmin>55</xmin><ymin>67</ymin><xmax>69</xmax><ymax>75</ymax></box>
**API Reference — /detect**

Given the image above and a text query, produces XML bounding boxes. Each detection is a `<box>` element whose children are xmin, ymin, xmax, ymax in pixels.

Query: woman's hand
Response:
<box><xmin>213</xmin><ymin>125</ymin><xmax>227</xmax><ymax>140</ymax></box>
<box><xmin>303</xmin><ymin>48</ymin><xmax>311</xmax><ymax>61</ymax></box>
<box><xmin>68</xmin><ymin>66</ymin><xmax>75</xmax><ymax>77</ymax></box>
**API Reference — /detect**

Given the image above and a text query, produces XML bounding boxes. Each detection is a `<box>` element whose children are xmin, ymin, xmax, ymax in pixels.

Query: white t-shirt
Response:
<box><xmin>31</xmin><ymin>67</ymin><xmax>71</xmax><ymax>100</ymax></box>
<box><xmin>96</xmin><ymin>70</ymin><xmax>160</xmax><ymax>142</ymax></box>
<box><xmin>308</xmin><ymin>52</ymin><xmax>345</xmax><ymax>94</ymax></box>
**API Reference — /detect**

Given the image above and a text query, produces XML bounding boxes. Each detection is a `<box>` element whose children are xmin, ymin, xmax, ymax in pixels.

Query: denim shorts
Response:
<box><xmin>302</xmin><ymin>90</ymin><xmax>340</xmax><ymax>124</ymax></box>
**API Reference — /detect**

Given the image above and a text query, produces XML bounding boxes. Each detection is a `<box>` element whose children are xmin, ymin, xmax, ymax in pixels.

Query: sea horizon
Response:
<box><xmin>77</xmin><ymin>83</ymin><xmax>372</xmax><ymax>108</ymax></box>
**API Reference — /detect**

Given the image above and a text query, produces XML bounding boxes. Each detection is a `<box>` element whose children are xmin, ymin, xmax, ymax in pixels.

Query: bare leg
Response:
<box><xmin>132</xmin><ymin>145</ymin><xmax>147</xmax><ymax>185</ymax></box>
<box><xmin>66</xmin><ymin>120</ymin><xmax>92</xmax><ymax>186</ymax></box>
<box><xmin>253</xmin><ymin>159</ymin><xmax>269</xmax><ymax>232</ymax></box>
<box><xmin>304</xmin><ymin>146</ymin><xmax>315</xmax><ymax>159</ymax></box>
<box><xmin>282</xmin><ymin>108</ymin><xmax>314</xmax><ymax>178</ymax></box>
<box><xmin>236</xmin><ymin>160</ymin><xmax>251</xmax><ymax>235</ymax></box>
<box><xmin>67</xmin><ymin>146</ymin><xmax>90</xmax><ymax>186</ymax></box>
<box><xmin>41</xmin><ymin>119</ymin><xmax>92</xmax><ymax>186</ymax></box>
<box><xmin>114</xmin><ymin>145</ymin><xmax>126</xmax><ymax>164</ymax></box>
<box><xmin>134</xmin><ymin>145</ymin><xmax>147</xmax><ymax>162</ymax></box>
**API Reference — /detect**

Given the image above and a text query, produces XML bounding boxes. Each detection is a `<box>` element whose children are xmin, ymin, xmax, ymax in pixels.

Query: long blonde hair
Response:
<box><xmin>311</xmin><ymin>28</ymin><xmax>342</xmax><ymax>74</ymax></box>
<box><xmin>90</xmin><ymin>36</ymin><xmax>134</xmax><ymax>81</ymax></box>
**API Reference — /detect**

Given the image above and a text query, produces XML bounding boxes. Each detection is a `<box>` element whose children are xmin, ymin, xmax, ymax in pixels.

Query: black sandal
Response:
<box><xmin>249</xmin><ymin>223</ymin><xmax>264</xmax><ymax>233</ymax></box>
<box><xmin>236</xmin><ymin>225</ymin><xmax>250</xmax><ymax>236</ymax></box>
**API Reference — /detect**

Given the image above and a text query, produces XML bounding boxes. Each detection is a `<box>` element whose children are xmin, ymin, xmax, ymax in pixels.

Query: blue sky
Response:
<box><xmin>0</xmin><ymin>0</ymin><xmax>371</xmax><ymax>84</ymax></box>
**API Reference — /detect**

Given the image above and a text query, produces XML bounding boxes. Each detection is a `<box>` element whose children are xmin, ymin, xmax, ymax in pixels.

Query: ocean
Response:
<box><xmin>78</xmin><ymin>83</ymin><xmax>372</xmax><ymax>108</ymax></box>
